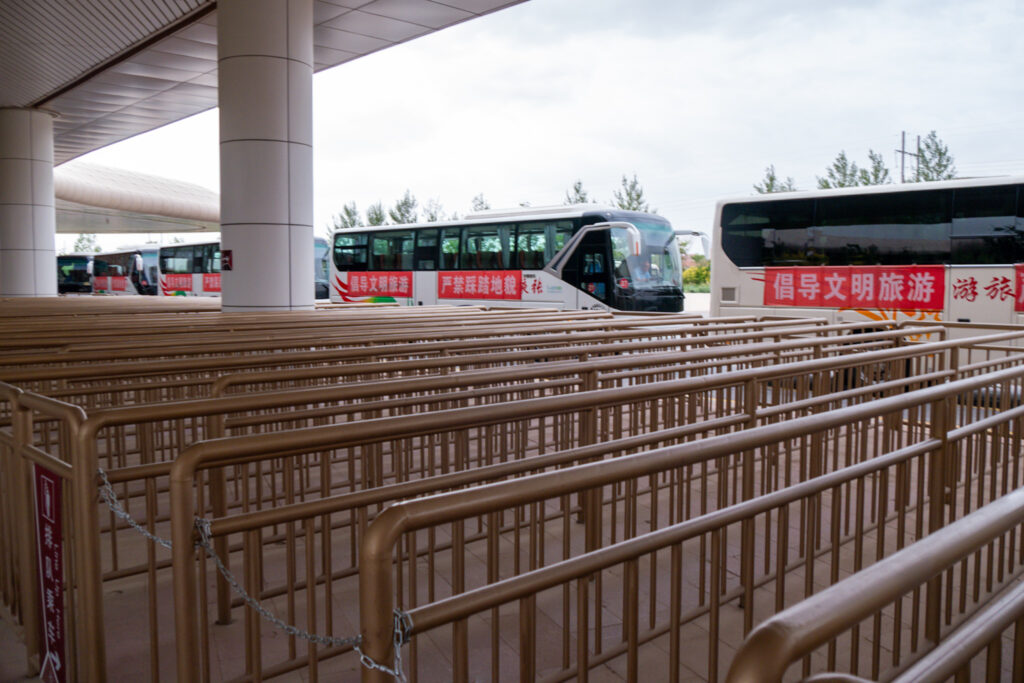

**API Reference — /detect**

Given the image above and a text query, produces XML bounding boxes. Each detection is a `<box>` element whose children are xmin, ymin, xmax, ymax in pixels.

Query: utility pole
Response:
<box><xmin>895</xmin><ymin>130</ymin><xmax>922</xmax><ymax>183</ymax></box>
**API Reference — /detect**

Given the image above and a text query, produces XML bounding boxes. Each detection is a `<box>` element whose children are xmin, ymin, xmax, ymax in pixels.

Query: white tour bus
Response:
<box><xmin>92</xmin><ymin>246</ymin><xmax>159</xmax><ymax>295</ymax></box>
<box><xmin>710</xmin><ymin>176</ymin><xmax>1024</xmax><ymax>327</ymax></box>
<box><xmin>158</xmin><ymin>237</ymin><xmax>330</xmax><ymax>298</ymax></box>
<box><xmin>330</xmin><ymin>205</ymin><xmax>686</xmax><ymax>312</ymax></box>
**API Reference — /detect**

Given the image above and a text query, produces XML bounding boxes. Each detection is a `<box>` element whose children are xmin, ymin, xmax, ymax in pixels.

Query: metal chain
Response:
<box><xmin>194</xmin><ymin>518</ymin><xmax>411</xmax><ymax>681</ymax></box>
<box><xmin>94</xmin><ymin>468</ymin><xmax>410</xmax><ymax>680</ymax></box>
<box><xmin>96</xmin><ymin>467</ymin><xmax>172</xmax><ymax>549</ymax></box>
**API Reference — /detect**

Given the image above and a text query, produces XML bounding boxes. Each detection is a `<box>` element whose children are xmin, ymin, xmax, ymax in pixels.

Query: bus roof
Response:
<box><xmin>715</xmin><ymin>175</ymin><xmax>1024</xmax><ymax>209</ymax></box>
<box><xmin>332</xmin><ymin>205</ymin><xmax>667</xmax><ymax>234</ymax></box>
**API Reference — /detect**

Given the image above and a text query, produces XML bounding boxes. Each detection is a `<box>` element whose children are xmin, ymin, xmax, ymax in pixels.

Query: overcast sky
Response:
<box><xmin>64</xmin><ymin>0</ymin><xmax>1024</xmax><ymax>252</ymax></box>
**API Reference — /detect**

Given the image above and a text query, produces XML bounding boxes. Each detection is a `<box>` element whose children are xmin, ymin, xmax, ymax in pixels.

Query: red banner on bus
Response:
<box><xmin>163</xmin><ymin>274</ymin><xmax>192</xmax><ymax>292</ymax></box>
<box><xmin>438</xmin><ymin>271</ymin><xmax>523</xmax><ymax>300</ymax></box>
<box><xmin>1016</xmin><ymin>265</ymin><xmax>1024</xmax><ymax>313</ymax></box>
<box><xmin>34</xmin><ymin>465</ymin><xmax>66</xmax><ymax>683</ymax></box>
<box><xmin>203</xmin><ymin>273</ymin><xmax>221</xmax><ymax>292</ymax></box>
<box><xmin>347</xmin><ymin>271</ymin><xmax>412</xmax><ymax>297</ymax></box>
<box><xmin>764</xmin><ymin>265</ymin><xmax>945</xmax><ymax>311</ymax></box>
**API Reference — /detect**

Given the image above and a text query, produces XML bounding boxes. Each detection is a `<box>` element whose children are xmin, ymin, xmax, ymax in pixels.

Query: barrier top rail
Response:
<box><xmin>724</xmin><ymin>486</ymin><xmax>1024</xmax><ymax>683</ymax></box>
<box><xmin>351</xmin><ymin>362</ymin><xmax>1024</xmax><ymax>681</ymax></box>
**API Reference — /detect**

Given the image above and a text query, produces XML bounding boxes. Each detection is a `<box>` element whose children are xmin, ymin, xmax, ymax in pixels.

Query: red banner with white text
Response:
<box><xmin>764</xmin><ymin>265</ymin><xmax>945</xmax><ymax>311</ymax></box>
<box><xmin>1015</xmin><ymin>265</ymin><xmax>1024</xmax><ymax>313</ymax></box>
<box><xmin>34</xmin><ymin>465</ymin><xmax>66</xmax><ymax>683</ymax></box>
<box><xmin>438</xmin><ymin>270</ymin><xmax>523</xmax><ymax>300</ymax></box>
<box><xmin>347</xmin><ymin>271</ymin><xmax>412</xmax><ymax>298</ymax></box>
<box><xmin>162</xmin><ymin>274</ymin><xmax>192</xmax><ymax>292</ymax></box>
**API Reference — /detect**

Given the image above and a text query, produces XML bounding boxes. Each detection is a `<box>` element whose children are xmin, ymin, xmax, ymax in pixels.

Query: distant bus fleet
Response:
<box><xmin>58</xmin><ymin>237</ymin><xmax>331</xmax><ymax>299</ymax></box>
<box><xmin>57</xmin><ymin>176</ymin><xmax>1024</xmax><ymax>322</ymax></box>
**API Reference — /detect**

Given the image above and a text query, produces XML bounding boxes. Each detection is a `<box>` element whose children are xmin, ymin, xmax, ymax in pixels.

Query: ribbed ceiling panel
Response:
<box><xmin>0</xmin><ymin>0</ymin><xmax>526</xmax><ymax>164</ymax></box>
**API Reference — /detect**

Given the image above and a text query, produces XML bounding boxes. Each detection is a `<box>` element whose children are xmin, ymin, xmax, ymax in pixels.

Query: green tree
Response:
<box><xmin>366</xmin><ymin>201</ymin><xmax>387</xmax><ymax>226</ymax></box>
<box><xmin>817</xmin><ymin>151</ymin><xmax>861</xmax><ymax>189</ymax></box>
<box><xmin>857</xmin><ymin>149</ymin><xmax>892</xmax><ymax>186</ymax></box>
<box><xmin>388</xmin><ymin>190</ymin><xmax>418</xmax><ymax>224</ymax></box>
<box><xmin>332</xmin><ymin>202</ymin><xmax>363</xmax><ymax>230</ymax></box>
<box><xmin>915</xmin><ymin>130</ymin><xmax>957</xmax><ymax>182</ymax></box>
<box><xmin>423</xmin><ymin>199</ymin><xmax>445</xmax><ymax>222</ymax></box>
<box><xmin>72</xmin><ymin>233</ymin><xmax>100</xmax><ymax>252</ymax></box>
<box><xmin>471</xmin><ymin>193</ymin><xmax>490</xmax><ymax>212</ymax></box>
<box><xmin>753</xmin><ymin>165</ymin><xmax>797</xmax><ymax>194</ymax></box>
<box><xmin>564</xmin><ymin>179</ymin><xmax>590</xmax><ymax>205</ymax></box>
<box><xmin>612</xmin><ymin>174</ymin><xmax>652</xmax><ymax>212</ymax></box>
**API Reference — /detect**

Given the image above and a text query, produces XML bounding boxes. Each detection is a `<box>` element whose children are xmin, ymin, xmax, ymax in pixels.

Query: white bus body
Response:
<box><xmin>330</xmin><ymin>206</ymin><xmax>687</xmax><ymax>313</ymax></box>
<box><xmin>711</xmin><ymin>176</ymin><xmax>1024</xmax><ymax>328</ymax></box>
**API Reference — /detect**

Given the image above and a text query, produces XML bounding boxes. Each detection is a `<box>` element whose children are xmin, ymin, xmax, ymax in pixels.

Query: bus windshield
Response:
<box><xmin>612</xmin><ymin>221</ymin><xmax>682</xmax><ymax>289</ymax></box>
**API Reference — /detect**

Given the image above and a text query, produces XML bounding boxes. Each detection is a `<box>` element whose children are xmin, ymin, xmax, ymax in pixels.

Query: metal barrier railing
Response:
<box><xmin>157</xmin><ymin>335</ymin><xmax>1024</xmax><ymax>683</ymax></box>
<box><xmin>352</xmin><ymin>364</ymin><xmax>1024</xmax><ymax>681</ymax></box>
<box><xmin>727</xmin><ymin>483</ymin><xmax>1024</xmax><ymax>683</ymax></box>
<box><xmin>2</xmin><ymin>302</ymin><xmax>1024</xmax><ymax>682</ymax></box>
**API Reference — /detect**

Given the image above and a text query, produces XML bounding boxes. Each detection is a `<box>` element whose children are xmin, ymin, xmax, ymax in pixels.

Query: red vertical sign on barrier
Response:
<box><xmin>34</xmin><ymin>464</ymin><xmax>66</xmax><ymax>683</ymax></box>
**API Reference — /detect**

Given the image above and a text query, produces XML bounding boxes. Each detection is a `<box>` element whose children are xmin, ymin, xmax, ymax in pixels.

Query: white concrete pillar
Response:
<box><xmin>217</xmin><ymin>0</ymin><xmax>314</xmax><ymax>311</ymax></box>
<box><xmin>0</xmin><ymin>108</ymin><xmax>57</xmax><ymax>297</ymax></box>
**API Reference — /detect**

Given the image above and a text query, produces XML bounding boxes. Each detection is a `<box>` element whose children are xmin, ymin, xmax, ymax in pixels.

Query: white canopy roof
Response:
<box><xmin>0</xmin><ymin>0</ymin><xmax>526</xmax><ymax>164</ymax></box>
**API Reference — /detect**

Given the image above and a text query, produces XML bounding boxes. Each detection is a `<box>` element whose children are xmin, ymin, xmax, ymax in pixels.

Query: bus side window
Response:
<box><xmin>548</xmin><ymin>222</ymin><xmax>574</xmax><ymax>261</ymax></box>
<box><xmin>415</xmin><ymin>229</ymin><xmax>438</xmax><ymax>270</ymax></box>
<box><xmin>441</xmin><ymin>229</ymin><xmax>460</xmax><ymax>269</ymax></box>
<box><xmin>193</xmin><ymin>245</ymin><xmax>207</xmax><ymax>273</ymax></box>
<box><xmin>516</xmin><ymin>223</ymin><xmax>546</xmax><ymax>269</ymax></box>
<box><xmin>334</xmin><ymin>233</ymin><xmax>368</xmax><ymax>271</ymax></box>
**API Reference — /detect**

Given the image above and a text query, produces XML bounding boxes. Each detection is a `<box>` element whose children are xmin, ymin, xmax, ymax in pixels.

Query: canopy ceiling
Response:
<box><xmin>0</xmin><ymin>0</ymin><xmax>525</xmax><ymax>164</ymax></box>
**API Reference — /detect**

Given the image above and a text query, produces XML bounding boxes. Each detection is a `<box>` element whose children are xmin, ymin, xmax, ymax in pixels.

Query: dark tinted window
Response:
<box><xmin>951</xmin><ymin>185</ymin><xmax>1024</xmax><ymax>264</ymax></box>
<box><xmin>333</xmin><ymin>232</ymin><xmax>368</xmax><ymax>270</ymax></box>
<box><xmin>414</xmin><ymin>229</ymin><xmax>438</xmax><ymax>270</ymax></box>
<box><xmin>721</xmin><ymin>199</ymin><xmax>814</xmax><ymax>267</ymax></box>
<box><xmin>814</xmin><ymin>190</ymin><xmax>950</xmax><ymax>265</ymax></box>
<box><xmin>160</xmin><ymin>246</ymin><xmax>193</xmax><ymax>274</ymax></box>
<box><xmin>721</xmin><ymin>190</ymin><xmax>953</xmax><ymax>267</ymax></box>
<box><xmin>371</xmin><ymin>231</ymin><xmax>414</xmax><ymax>270</ymax></box>
<box><xmin>440</xmin><ymin>228</ymin><xmax>460</xmax><ymax>269</ymax></box>
<box><xmin>462</xmin><ymin>225</ymin><xmax>511</xmax><ymax>269</ymax></box>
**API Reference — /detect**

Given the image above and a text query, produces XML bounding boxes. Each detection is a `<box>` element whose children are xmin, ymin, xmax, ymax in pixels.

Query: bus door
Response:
<box><xmin>564</xmin><ymin>230</ymin><xmax>612</xmax><ymax>309</ymax></box>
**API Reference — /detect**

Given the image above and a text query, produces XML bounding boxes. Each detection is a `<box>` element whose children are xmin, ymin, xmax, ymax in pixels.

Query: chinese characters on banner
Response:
<box><xmin>438</xmin><ymin>270</ymin><xmax>523</xmax><ymax>300</ymax></box>
<box><xmin>346</xmin><ymin>271</ymin><xmax>413</xmax><ymax>298</ymax></box>
<box><xmin>34</xmin><ymin>465</ymin><xmax>66</xmax><ymax>683</ymax></box>
<box><xmin>203</xmin><ymin>273</ymin><xmax>221</xmax><ymax>292</ymax></box>
<box><xmin>764</xmin><ymin>265</ymin><xmax>945</xmax><ymax>311</ymax></box>
<box><xmin>1016</xmin><ymin>265</ymin><xmax>1024</xmax><ymax>313</ymax></box>
<box><xmin>163</xmin><ymin>274</ymin><xmax>192</xmax><ymax>292</ymax></box>
<box><xmin>95</xmin><ymin>276</ymin><xmax>127</xmax><ymax>292</ymax></box>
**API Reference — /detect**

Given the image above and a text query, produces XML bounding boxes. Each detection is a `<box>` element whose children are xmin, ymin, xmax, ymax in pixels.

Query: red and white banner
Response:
<box><xmin>1016</xmin><ymin>265</ymin><xmax>1024</xmax><ymax>313</ymax></box>
<box><xmin>202</xmin><ymin>273</ymin><xmax>221</xmax><ymax>292</ymax></box>
<box><xmin>95</xmin><ymin>276</ymin><xmax>128</xmax><ymax>292</ymax></box>
<box><xmin>346</xmin><ymin>271</ymin><xmax>413</xmax><ymax>297</ymax></box>
<box><xmin>438</xmin><ymin>270</ymin><xmax>523</xmax><ymax>300</ymax></box>
<box><xmin>764</xmin><ymin>265</ymin><xmax>945</xmax><ymax>311</ymax></box>
<box><xmin>34</xmin><ymin>465</ymin><xmax>66</xmax><ymax>683</ymax></box>
<box><xmin>163</xmin><ymin>274</ymin><xmax>192</xmax><ymax>292</ymax></box>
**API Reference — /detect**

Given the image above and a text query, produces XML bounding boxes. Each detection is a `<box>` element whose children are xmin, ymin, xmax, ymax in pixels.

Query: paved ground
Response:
<box><xmin>685</xmin><ymin>292</ymin><xmax>710</xmax><ymax>315</ymax></box>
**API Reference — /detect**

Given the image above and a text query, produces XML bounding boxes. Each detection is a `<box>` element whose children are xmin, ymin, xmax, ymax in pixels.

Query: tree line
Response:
<box><xmin>329</xmin><ymin>174</ymin><xmax>654</xmax><ymax>230</ymax></box>
<box><xmin>754</xmin><ymin>130</ymin><xmax>957</xmax><ymax>193</ymax></box>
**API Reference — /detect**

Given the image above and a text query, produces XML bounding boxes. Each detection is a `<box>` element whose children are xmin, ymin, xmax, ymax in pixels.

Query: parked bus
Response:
<box><xmin>330</xmin><ymin>206</ymin><xmax>685</xmax><ymax>312</ymax></box>
<box><xmin>710</xmin><ymin>176</ymin><xmax>1024</xmax><ymax>326</ymax></box>
<box><xmin>57</xmin><ymin>253</ymin><xmax>93</xmax><ymax>294</ymax></box>
<box><xmin>158</xmin><ymin>241</ymin><xmax>222</xmax><ymax>297</ymax></box>
<box><xmin>92</xmin><ymin>246</ymin><xmax>159</xmax><ymax>295</ymax></box>
<box><xmin>158</xmin><ymin>237</ymin><xmax>331</xmax><ymax>298</ymax></box>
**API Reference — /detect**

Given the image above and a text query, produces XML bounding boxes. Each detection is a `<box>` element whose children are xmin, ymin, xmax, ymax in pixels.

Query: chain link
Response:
<box><xmin>97</xmin><ymin>467</ymin><xmax>172</xmax><ymax>549</ymax></box>
<box><xmin>194</xmin><ymin>518</ymin><xmax>411</xmax><ymax>681</ymax></box>
<box><xmin>95</xmin><ymin>468</ymin><xmax>410</xmax><ymax>680</ymax></box>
